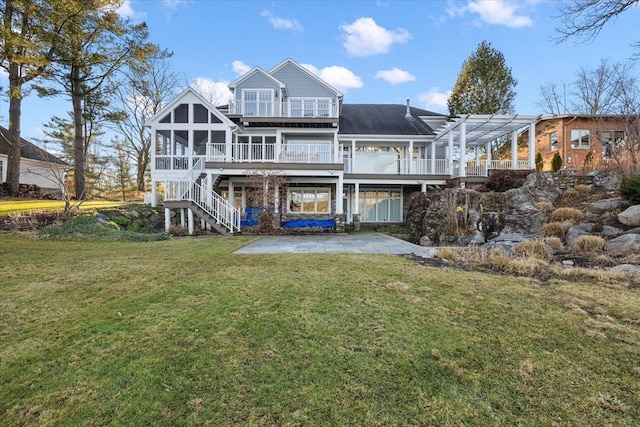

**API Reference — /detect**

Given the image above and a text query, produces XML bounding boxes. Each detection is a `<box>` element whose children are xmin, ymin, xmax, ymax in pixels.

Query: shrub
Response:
<box><xmin>619</xmin><ymin>175</ymin><xmax>640</xmax><ymax>204</ymax></box>
<box><xmin>551</xmin><ymin>207</ymin><xmax>583</xmax><ymax>224</ymax></box>
<box><xmin>571</xmin><ymin>235</ymin><xmax>607</xmax><ymax>256</ymax></box>
<box><xmin>551</xmin><ymin>152</ymin><xmax>563</xmax><ymax>172</ymax></box>
<box><xmin>541</xmin><ymin>221</ymin><xmax>566</xmax><ymax>239</ymax></box>
<box><xmin>435</xmin><ymin>247</ymin><xmax>458</xmax><ymax>262</ymax></box>
<box><xmin>535</xmin><ymin>152</ymin><xmax>544</xmax><ymax>171</ymax></box>
<box><xmin>534</xmin><ymin>202</ymin><xmax>554</xmax><ymax>214</ymax></box>
<box><xmin>483</xmin><ymin>170</ymin><xmax>531</xmax><ymax>192</ymax></box>
<box><xmin>514</xmin><ymin>240</ymin><xmax>552</xmax><ymax>261</ymax></box>
<box><xmin>543</xmin><ymin>236</ymin><xmax>564</xmax><ymax>252</ymax></box>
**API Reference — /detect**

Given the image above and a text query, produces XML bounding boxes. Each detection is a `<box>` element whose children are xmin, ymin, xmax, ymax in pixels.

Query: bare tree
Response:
<box><xmin>555</xmin><ymin>1</ymin><xmax>640</xmax><ymax>55</ymax></box>
<box><xmin>245</xmin><ymin>170</ymin><xmax>288</xmax><ymax>234</ymax></box>
<box><xmin>107</xmin><ymin>50</ymin><xmax>181</xmax><ymax>193</ymax></box>
<box><xmin>538</xmin><ymin>82</ymin><xmax>570</xmax><ymax>116</ymax></box>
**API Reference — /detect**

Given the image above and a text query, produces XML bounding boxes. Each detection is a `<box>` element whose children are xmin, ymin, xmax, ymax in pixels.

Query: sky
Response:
<box><xmin>2</xmin><ymin>0</ymin><xmax>640</xmax><ymax>144</ymax></box>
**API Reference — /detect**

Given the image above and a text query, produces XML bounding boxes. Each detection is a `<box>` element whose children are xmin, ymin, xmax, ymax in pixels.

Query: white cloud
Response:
<box><xmin>448</xmin><ymin>0</ymin><xmax>534</xmax><ymax>28</ymax></box>
<box><xmin>163</xmin><ymin>0</ymin><xmax>190</xmax><ymax>11</ymax></box>
<box><xmin>419</xmin><ymin>87</ymin><xmax>452</xmax><ymax>114</ymax></box>
<box><xmin>375</xmin><ymin>68</ymin><xmax>416</xmax><ymax>85</ymax></box>
<box><xmin>302</xmin><ymin>64</ymin><xmax>363</xmax><ymax>92</ymax></box>
<box><xmin>232</xmin><ymin>60</ymin><xmax>251</xmax><ymax>75</ymax></box>
<box><xmin>340</xmin><ymin>17</ymin><xmax>411</xmax><ymax>57</ymax></box>
<box><xmin>191</xmin><ymin>78</ymin><xmax>233</xmax><ymax>107</ymax></box>
<box><xmin>116</xmin><ymin>0</ymin><xmax>146</xmax><ymax>19</ymax></box>
<box><xmin>260</xmin><ymin>11</ymin><xmax>303</xmax><ymax>32</ymax></box>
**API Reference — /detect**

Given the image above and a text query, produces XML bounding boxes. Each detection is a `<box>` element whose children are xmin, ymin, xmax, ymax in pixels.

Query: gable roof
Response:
<box><xmin>144</xmin><ymin>86</ymin><xmax>235</xmax><ymax>126</ymax></box>
<box><xmin>269</xmin><ymin>58</ymin><xmax>344</xmax><ymax>99</ymax></box>
<box><xmin>339</xmin><ymin>104</ymin><xmax>443</xmax><ymax>136</ymax></box>
<box><xmin>228</xmin><ymin>66</ymin><xmax>286</xmax><ymax>89</ymax></box>
<box><xmin>0</xmin><ymin>127</ymin><xmax>68</xmax><ymax>165</ymax></box>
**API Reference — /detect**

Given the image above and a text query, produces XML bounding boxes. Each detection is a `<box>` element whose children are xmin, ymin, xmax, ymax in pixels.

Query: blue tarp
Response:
<box><xmin>241</xmin><ymin>206</ymin><xmax>262</xmax><ymax>227</ymax></box>
<box><xmin>282</xmin><ymin>218</ymin><xmax>335</xmax><ymax>229</ymax></box>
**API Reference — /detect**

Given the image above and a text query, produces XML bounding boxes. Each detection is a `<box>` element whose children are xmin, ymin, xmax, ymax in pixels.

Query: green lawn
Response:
<box><xmin>0</xmin><ymin>198</ymin><xmax>126</xmax><ymax>215</ymax></box>
<box><xmin>1</xmin><ymin>234</ymin><xmax>639</xmax><ymax>426</ymax></box>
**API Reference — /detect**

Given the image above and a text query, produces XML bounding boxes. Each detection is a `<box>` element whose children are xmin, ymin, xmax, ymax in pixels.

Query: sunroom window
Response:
<box><xmin>243</xmin><ymin>90</ymin><xmax>273</xmax><ymax>116</ymax></box>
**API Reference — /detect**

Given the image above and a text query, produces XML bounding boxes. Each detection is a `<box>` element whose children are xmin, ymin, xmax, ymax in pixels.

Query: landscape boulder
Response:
<box><xmin>618</xmin><ymin>205</ymin><xmax>640</xmax><ymax>227</ymax></box>
<box><xmin>587</xmin><ymin>198</ymin><xmax>630</xmax><ymax>214</ymax></box>
<box><xmin>483</xmin><ymin>233</ymin><xmax>530</xmax><ymax>256</ymax></box>
<box><xmin>610</xmin><ymin>264</ymin><xmax>640</xmax><ymax>274</ymax></box>
<box><xmin>606</xmin><ymin>233</ymin><xmax>640</xmax><ymax>255</ymax></box>
<box><xmin>590</xmin><ymin>170</ymin><xmax>623</xmax><ymax>190</ymax></box>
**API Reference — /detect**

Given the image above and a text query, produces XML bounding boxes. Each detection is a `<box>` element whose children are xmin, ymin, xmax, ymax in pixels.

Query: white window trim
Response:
<box><xmin>287</xmin><ymin>187</ymin><xmax>332</xmax><ymax>214</ymax></box>
<box><xmin>241</xmin><ymin>89</ymin><xmax>274</xmax><ymax>117</ymax></box>
<box><xmin>288</xmin><ymin>97</ymin><xmax>332</xmax><ymax>117</ymax></box>
<box><xmin>570</xmin><ymin>129</ymin><xmax>590</xmax><ymax>149</ymax></box>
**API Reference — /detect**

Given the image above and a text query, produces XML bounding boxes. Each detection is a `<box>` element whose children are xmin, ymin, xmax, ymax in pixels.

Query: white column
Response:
<box><xmin>228</xmin><ymin>179</ymin><xmax>234</xmax><ymax>207</ymax></box>
<box><xmin>430</xmin><ymin>142</ymin><xmax>436</xmax><ymax>174</ymax></box>
<box><xmin>164</xmin><ymin>208</ymin><xmax>171</xmax><ymax>233</ymax></box>
<box><xmin>459</xmin><ymin>122</ymin><xmax>467</xmax><ymax>178</ymax></box>
<box><xmin>421</xmin><ymin>182</ymin><xmax>427</xmax><ymax>192</ymax></box>
<box><xmin>336</xmin><ymin>173</ymin><xmax>344</xmax><ymax>214</ymax></box>
<box><xmin>201</xmin><ymin>218</ymin><xmax>206</xmax><ymax>229</ymax></box>
<box><xmin>275</xmin><ymin>129</ymin><xmax>282</xmax><ymax>163</ymax></box>
<box><xmin>274</xmin><ymin>186</ymin><xmax>280</xmax><ymax>214</ymax></box>
<box><xmin>528</xmin><ymin>122</ymin><xmax>536</xmax><ymax>169</ymax></box>
<box><xmin>351</xmin><ymin>140</ymin><xmax>356</xmax><ymax>173</ymax></box>
<box><xmin>333</xmin><ymin>132</ymin><xmax>339</xmax><ymax>164</ymax></box>
<box><xmin>448</xmin><ymin>131</ymin><xmax>454</xmax><ymax>176</ymax></box>
<box><xmin>225</xmin><ymin>130</ymin><xmax>233</xmax><ymax>162</ymax></box>
<box><xmin>475</xmin><ymin>146</ymin><xmax>480</xmax><ymax>166</ymax></box>
<box><xmin>151</xmin><ymin>181</ymin><xmax>157</xmax><ymax>207</ymax></box>
<box><xmin>188</xmin><ymin>208</ymin><xmax>194</xmax><ymax>235</ymax></box>
<box><xmin>354</xmin><ymin>182</ymin><xmax>360</xmax><ymax>214</ymax></box>
<box><xmin>511</xmin><ymin>130</ymin><xmax>518</xmax><ymax>169</ymax></box>
<box><xmin>485</xmin><ymin>142</ymin><xmax>492</xmax><ymax>176</ymax></box>
<box><xmin>180</xmin><ymin>208</ymin><xmax>186</xmax><ymax>227</ymax></box>
<box><xmin>408</xmin><ymin>140</ymin><xmax>413</xmax><ymax>174</ymax></box>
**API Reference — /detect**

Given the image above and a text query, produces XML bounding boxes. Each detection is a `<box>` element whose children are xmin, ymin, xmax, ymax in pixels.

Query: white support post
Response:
<box><xmin>421</xmin><ymin>182</ymin><xmax>427</xmax><ymax>193</ymax></box>
<box><xmin>528</xmin><ymin>122</ymin><xmax>536</xmax><ymax>169</ymax></box>
<box><xmin>430</xmin><ymin>142</ymin><xmax>436</xmax><ymax>174</ymax></box>
<box><xmin>511</xmin><ymin>130</ymin><xmax>518</xmax><ymax>169</ymax></box>
<box><xmin>225</xmin><ymin>130</ymin><xmax>233</xmax><ymax>162</ymax></box>
<box><xmin>448</xmin><ymin>130</ymin><xmax>454</xmax><ymax>176</ymax></box>
<box><xmin>333</xmin><ymin>132</ymin><xmax>339</xmax><ymax>164</ymax></box>
<box><xmin>275</xmin><ymin>129</ymin><xmax>282</xmax><ymax>163</ymax></box>
<box><xmin>151</xmin><ymin>180</ymin><xmax>157</xmax><ymax>207</ymax></box>
<box><xmin>485</xmin><ymin>142</ymin><xmax>492</xmax><ymax>176</ymax></box>
<box><xmin>274</xmin><ymin>186</ymin><xmax>280</xmax><ymax>214</ymax></box>
<box><xmin>351</xmin><ymin>140</ymin><xmax>356</xmax><ymax>173</ymax></box>
<box><xmin>408</xmin><ymin>140</ymin><xmax>413</xmax><ymax>174</ymax></box>
<box><xmin>228</xmin><ymin>179</ymin><xmax>234</xmax><ymax>207</ymax></box>
<box><xmin>164</xmin><ymin>208</ymin><xmax>171</xmax><ymax>233</ymax></box>
<box><xmin>201</xmin><ymin>218</ymin><xmax>205</xmax><ymax>230</ymax></box>
<box><xmin>336</xmin><ymin>174</ymin><xmax>344</xmax><ymax>214</ymax></box>
<box><xmin>354</xmin><ymin>182</ymin><xmax>360</xmax><ymax>215</ymax></box>
<box><xmin>475</xmin><ymin>146</ymin><xmax>480</xmax><ymax>166</ymax></box>
<box><xmin>188</xmin><ymin>208</ymin><xmax>194</xmax><ymax>236</ymax></box>
<box><xmin>180</xmin><ymin>208</ymin><xmax>186</xmax><ymax>227</ymax></box>
<box><xmin>459</xmin><ymin>121</ymin><xmax>467</xmax><ymax>178</ymax></box>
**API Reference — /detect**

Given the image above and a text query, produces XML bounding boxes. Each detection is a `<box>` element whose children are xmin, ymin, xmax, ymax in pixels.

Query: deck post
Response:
<box><xmin>485</xmin><ymin>142</ymin><xmax>492</xmax><ymax>176</ymax></box>
<box><xmin>151</xmin><ymin>180</ymin><xmax>157</xmax><ymax>207</ymax></box>
<box><xmin>164</xmin><ymin>208</ymin><xmax>171</xmax><ymax>233</ymax></box>
<box><xmin>180</xmin><ymin>209</ymin><xmax>185</xmax><ymax>227</ymax></box>
<box><xmin>459</xmin><ymin>121</ymin><xmax>467</xmax><ymax>178</ymax></box>
<box><xmin>336</xmin><ymin>173</ymin><xmax>344</xmax><ymax>215</ymax></box>
<box><xmin>430</xmin><ymin>142</ymin><xmax>436</xmax><ymax>174</ymax></box>
<box><xmin>511</xmin><ymin>130</ymin><xmax>518</xmax><ymax>169</ymax></box>
<box><xmin>448</xmin><ymin>130</ymin><xmax>454</xmax><ymax>176</ymax></box>
<box><xmin>188</xmin><ymin>208</ymin><xmax>194</xmax><ymax>235</ymax></box>
<box><xmin>528</xmin><ymin>122</ymin><xmax>536</xmax><ymax>169</ymax></box>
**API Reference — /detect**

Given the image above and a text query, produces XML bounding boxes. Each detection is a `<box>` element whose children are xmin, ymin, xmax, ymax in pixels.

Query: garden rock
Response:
<box><xmin>587</xmin><ymin>198</ymin><xmax>630</xmax><ymax>214</ymax></box>
<box><xmin>590</xmin><ymin>170</ymin><xmax>623</xmax><ymax>190</ymax></box>
<box><xmin>419</xmin><ymin>235</ymin><xmax>434</xmax><ymax>246</ymax></box>
<box><xmin>606</xmin><ymin>233</ymin><xmax>640</xmax><ymax>255</ymax></box>
<box><xmin>501</xmin><ymin>207</ymin><xmax>546</xmax><ymax>238</ymax></box>
<box><xmin>566</xmin><ymin>223</ymin><xmax>594</xmax><ymax>245</ymax></box>
<box><xmin>483</xmin><ymin>233</ymin><xmax>530</xmax><ymax>256</ymax></box>
<box><xmin>610</xmin><ymin>264</ymin><xmax>640</xmax><ymax>274</ymax></box>
<box><xmin>618</xmin><ymin>205</ymin><xmax>640</xmax><ymax>227</ymax></box>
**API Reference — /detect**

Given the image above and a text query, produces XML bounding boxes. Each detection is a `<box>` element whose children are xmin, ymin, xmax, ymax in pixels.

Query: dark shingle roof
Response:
<box><xmin>339</xmin><ymin>104</ymin><xmax>444</xmax><ymax>136</ymax></box>
<box><xmin>0</xmin><ymin>127</ymin><xmax>68</xmax><ymax>165</ymax></box>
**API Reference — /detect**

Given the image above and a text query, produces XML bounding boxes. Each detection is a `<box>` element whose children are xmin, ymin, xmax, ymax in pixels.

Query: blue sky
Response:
<box><xmin>2</xmin><ymin>0</ymin><xmax>640</xmax><ymax>142</ymax></box>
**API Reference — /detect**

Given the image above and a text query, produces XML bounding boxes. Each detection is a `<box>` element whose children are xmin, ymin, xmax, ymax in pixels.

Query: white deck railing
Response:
<box><xmin>155</xmin><ymin>155</ymin><xmax>205</xmax><ymax>171</ymax></box>
<box><xmin>207</xmin><ymin>143</ymin><xmax>341</xmax><ymax>164</ymax></box>
<box><xmin>345</xmin><ymin>158</ymin><xmax>450</xmax><ymax>175</ymax></box>
<box><xmin>465</xmin><ymin>160</ymin><xmax>532</xmax><ymax>176</ymax></box>
<box><xmin>229</xmin><ymin>99</ymin><xmax>339</xmax><ymax>118</ymax></box>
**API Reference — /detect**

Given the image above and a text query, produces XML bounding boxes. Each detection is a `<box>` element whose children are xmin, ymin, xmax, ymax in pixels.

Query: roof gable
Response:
<box><xmin>229</xmin><ymin>66</ymin><xmax>285</xmax><ymax>89</ymax></box>
<box><xmin>145</xmin><ymin>86</ymin><xmax>234</xmax><ymax>126</ymax></box>
<box><xmin>270</xmin><ymin>58</ymin><xmax>343</xmax><ymax>98</ymax></box>
<box><xmin>0</xmin><ymin>127</ymin><xmax>68</xmax><ymax>165</ymax></box>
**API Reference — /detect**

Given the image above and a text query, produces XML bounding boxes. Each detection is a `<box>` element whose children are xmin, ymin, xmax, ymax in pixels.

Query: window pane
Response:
<box><xmin>290</xmin><ymin>191</ymin><xmax>302</xmax><ymax>212</ymax></box>
<box><xmin>194</xmin><ymin>130</ymin><xmax>208</xmax><ymax>155</ymax></box>
<box><xmin>193</xmin><ymin>104</ymin><xmax>208</xmax><ymax>123</ymax></box>
<box><xmin>159</xmin><ymin>113</ymin><xmax>171</xmax><ymax>123</ymax></box>
<box><xmin>174</xmin><ymin>130</ymin><xmax>189</xmax><ymax>155</ymax></box>
<box><xmin>550</xmin><ymin>132</ymin><xmax>558</xmax><ymax>151</ymax></box>
<box><xmin>174</xmin><ymin>104</ymin><xmax>188</xmax><ymax>123</ymax></box>
<box><xmin>571</xmin><ymin>129</ymin><xmax>589</xmax><ymax>148</ymax></box>
<box><xmin>316</xmin><ymin>191</ymin><xmax>329</xmax><ymax>213</ymax></box>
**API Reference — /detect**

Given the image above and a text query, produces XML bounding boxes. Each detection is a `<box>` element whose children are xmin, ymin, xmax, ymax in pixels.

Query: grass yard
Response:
<box><xmin>0</xmin><ymin>198</ymin><xmax>126</xmax><ymax>215</ymax></box>
<box><xmin>1</xmin><ymin>234</ymin><xmax>639</xmax><ymax>426</ymax></box>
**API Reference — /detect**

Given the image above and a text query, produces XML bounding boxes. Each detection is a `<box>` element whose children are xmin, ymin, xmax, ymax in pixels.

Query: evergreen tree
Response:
<box><xmin>447</xmin><ymin>40</ymin><xmax>517</xmax><ymax>117</ymax></box>
<box><xmin>551</xmin><ymin>152</ymin><xmax>563</xmax><ymax>172</ymax></box>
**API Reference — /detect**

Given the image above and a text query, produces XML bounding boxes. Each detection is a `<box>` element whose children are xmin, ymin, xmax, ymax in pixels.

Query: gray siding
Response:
<box><xmin>272</xmin><ymin>62</ymin><xmax>336</xmax><ymax>99</ymax></box>
<box><xmin>234</xmin><ymin>72</ymin><xmax>281</xmax><ymax>104</ymax></box>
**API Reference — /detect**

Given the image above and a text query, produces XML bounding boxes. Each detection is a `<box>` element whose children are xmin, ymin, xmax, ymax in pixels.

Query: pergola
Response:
<box><xmin>434</xmin><ymin>114</ymin><xmax>542</xmax><ymax>177</ymax></box>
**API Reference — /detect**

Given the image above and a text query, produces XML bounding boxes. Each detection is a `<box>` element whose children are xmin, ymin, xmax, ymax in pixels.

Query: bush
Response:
<box><xmin>541</xmin><ymin>222</ymin><xmax>566</xmax><ymax>239</ymax></box>
<box><xmin>619</xmin><ymin>175</ymin><xmax>640</xmax><ymax>204</ymax></box>
<box><xmin>551</xmin><ymin>152</ymin><xmax>563</xmax><ymax>172</ymax></box>
<box><xmin>534</xmin><ymin>202</ymin><xmax>554</xmax><ymax>214</ymax></box>
<box><xmin>535</xmin><ymin>152</ymin><xmax>544</xmax><ymax>171</ymax></box>
<box><xmin>551</xmin><ymin>207</ymin><xmax>583</xmax><ymax>224</ymax></box>
<box><xmin>571</xmin><ymin>235</ymin><xmax>607</xmax><ymax>256</ymax></box>
<box><xmin>483</xmin><ymin>170</ymin><xmax>531</xmax><ymax>192</ymax></box>
<box><xmin>514</xmin><ymin>240</ymin><xmax>552</xmax><ymax>261</ymax></box>
<box><xmin>543</xmin><ymin>236</ymin><xmax>564</xmax><ymax>252</ymax></box>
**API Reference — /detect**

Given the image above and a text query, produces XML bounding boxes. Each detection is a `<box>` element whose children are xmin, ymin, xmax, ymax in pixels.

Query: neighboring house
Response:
<box><xmin>147</xmin><ymin>58</ymin><xmax>539</xmax><ymax>234</ymax></box>
<box><xmin>0</xmin><ymin>126</ymin><xmax>68</xmax><ymax>196</ymax></box>
<box><xmin>535</xmin><ymin>115</ymin><xmax>632</xmax><ymax>172</ymax></box>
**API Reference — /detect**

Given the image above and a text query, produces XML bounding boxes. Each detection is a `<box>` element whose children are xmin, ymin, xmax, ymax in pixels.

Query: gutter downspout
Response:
<box><xmin>562</xmin><ymin>116</ymin><xmax>577</xmax><ymax>168</ymax></box>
